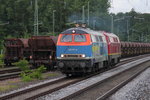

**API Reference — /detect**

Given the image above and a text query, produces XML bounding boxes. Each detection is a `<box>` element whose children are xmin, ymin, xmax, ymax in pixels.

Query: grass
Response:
<box><xmin>0</xmin><ymin>79</ymin><xmax>20</xmax><ymax>92</ymax></box>
<box><xmin>42</xmin><ymin>72</ymin><xmax>59</xmax><ymax>79</ymax></box>
<box><xmin>0</xmin><ymin>72</ymin><xmax>60</xmax><ymax>93</ymax></box>
<box><xmin>7</xmin><ymin>79</ymin><xmax>21</xmax><ymax>84</ymax></box>
<box><xmin>0</xmin><ymin>85</ymin><xmax>17</xmax><ymax>92</ymax></box>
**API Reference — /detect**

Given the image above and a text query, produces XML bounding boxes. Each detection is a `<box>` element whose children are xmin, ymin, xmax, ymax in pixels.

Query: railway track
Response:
<box><xmin>95</xmin><ymin>65</ymin><xmax>149</xmax><ymax>100</ymax></box>
<box><xmin>0</xmin><ymin>67</ymin><xmax>20</xmax><ymax>74</ymax></box>
<box><xmin>36</xmin><ymin>56</ymin><xmax>150</xmax><ymax>100</ymax></box>
<box><xmin>69</xmin><ymin>59</ymin><xmax>150</xmax><ymax>100</ymax></box>
<box><xmin>65</xmin><ymin>61</ymin><xmax>150</xmax><ymax>100</ymax></box>
<box><xmin>0</xmin><ymin>54</ymin><xmax>149</xmax><ymax>81</ymax></box>
<box><xmin>0</xmin><ymin>55</ymin><xmax>149</xmax><ymax>100</ymax></box>
<box><xmin>0</xmin><ymin>65</ymin><xmax>35</xmax><ymax>80</ymax></box>
<box><xmin>0</xmin><ymin>65</ymin><xmax>15</xmax><ymax>68</ymax></box>
<box><xmin>0</xmin><ymin>67</ymin><xmax>21</xmax><ymax>80</ymax></box>
<box><xmin>118</xmin><ymin>54</ymin><xmax>150</xmax><ymax>66</ymax></box>
<box><xmin>0</xmin><ymin>72</ymin><xmax>21</xmax><ymax>81</ymax></box>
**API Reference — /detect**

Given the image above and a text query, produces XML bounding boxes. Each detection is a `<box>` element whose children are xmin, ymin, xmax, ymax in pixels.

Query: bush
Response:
<box><xmin>14</xmin><ymin>59</ymin><xmax>29</xmax><ymax>71</ymax></box>
<box><xmin>0</xmin><ymin>54</ymin><xmax>4</xmax><ymax>59</ymax></box>
<box><xmin>20</xmin><ymin>72</ymin><xmax>32</xmax><ymax>82</ymax></box>
<box><xmin>0</xmin><ymin>54</ymin><xmax>4</xmax><ymax>66</ymax></box>
<box><xmin>15</xmin><ymin>60</ymin><xmax>46</xmax><ymax>82</ymax></box>
<box><xmin>30</xmin><ymin>65</ymin><xmax>46</xmax><ymax>80</ymax></box>
<box><xmin>15</xmin><ymin>59</ymin><xmax>31</xmax><ymax>82</ymax></box>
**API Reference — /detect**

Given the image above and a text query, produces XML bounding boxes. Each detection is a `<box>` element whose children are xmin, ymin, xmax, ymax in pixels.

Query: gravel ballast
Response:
<box><xmin>108</xmin><ymin>67</ymin><xmax>150</xmax><ymax>100</ymax></box>
<box><xmin>0</xmin><ymin>71</ymin><xmax>64</xmax><ymax>95</ymax></box>
<box><xmin>36</xmin><ymin>56</ymin><xmax>150</xmax><ymax>100</ymax></box>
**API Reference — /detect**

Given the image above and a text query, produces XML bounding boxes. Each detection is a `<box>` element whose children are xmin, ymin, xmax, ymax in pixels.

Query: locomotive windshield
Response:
<box><xmin>74</xmin><ymin>35</ymin><xmax>86</xmax><ymax>42</ymax></box>
<box><xmin>61</xmin><ymin>35</ymin><xmax>72</xmax><ymax>42</ymax></box>
<box><xmin>60</xmin><ymin>34</ymin><xmax>86</xmax><ymax>42</ymax></box>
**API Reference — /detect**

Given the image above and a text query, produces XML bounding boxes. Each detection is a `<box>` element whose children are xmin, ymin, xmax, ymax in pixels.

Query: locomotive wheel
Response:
<box><xmin>66</xmin><ymin>74</ymin><xmax>70</xmax><ymax>77</ymax></box>
<box><xmin>104</xmin><ymin>61</ymin><xmax>109</xmax><ymax>68</ymax></box>
<box><xmin>117</xmin><ymin>58</ymin><xmax>120</xmax><ymax>63</ymax></box>
<box><xmin>92</xmin><ymin>64</ymin><xmax>97</xmax><ymax>72</ymax></box>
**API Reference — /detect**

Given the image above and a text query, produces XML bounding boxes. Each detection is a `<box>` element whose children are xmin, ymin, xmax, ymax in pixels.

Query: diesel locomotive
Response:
<box><xmin>56</xmin><ymin>26</ymin><xmax>121</xmax><ymax>76</ymax></box>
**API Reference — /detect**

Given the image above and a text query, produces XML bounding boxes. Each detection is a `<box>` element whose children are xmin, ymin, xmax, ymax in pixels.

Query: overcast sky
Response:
<box><xmin>109</xmin><ymin>0</ymin><xmax>150</xmax><ymax>14</ymax></box>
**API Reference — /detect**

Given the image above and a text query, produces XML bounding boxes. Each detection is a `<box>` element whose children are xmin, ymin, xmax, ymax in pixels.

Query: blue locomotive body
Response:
<box><xmin>56</xmin><ymin>28</ymin><xmax>108</xmax><ymax>75</ymax></box>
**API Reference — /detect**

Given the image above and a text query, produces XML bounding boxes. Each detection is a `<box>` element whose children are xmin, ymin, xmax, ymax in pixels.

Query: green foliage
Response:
<box><xmin>23</xmin><ymin>32</ymin><xmax>31</xmax><ymax>38</ymax></box>
<box><xmin>37</xmin><ymin>65</ymin><xmax>46</xmax><ymax>72</ymax></box>
<box><xmin>5</xmin><ymin>35</ymin><xmax>13</xmax><ymax>38</ymax></box>
<box><xmin>113</xmin><ymin>12</ymin><xmax>150</xmax><ymax>42</ymax></box>
<box><xmin>15</xmin><ymin>60</ymin><xmax>46</xmax><ymax>82</ymax></box>
<box><xmin>0</xmin><ymin>0</ymin><xmax>110</xmax><ymax>37</ymax></box>
<box><xmin>0</xmin><ymin>85</ymin><xmax>17</xmax><ymax>92</ymax></box>
<box><xmin>14</xmin><ymin>59</ymin><xmax>29</xmax><ymax>71</ymax></box>
<box><xmin>30</xmin><ymin>65</ymin><xmax>46</xmax><ymax>79</ymax></box>
<box><xmin>0</xmin><ymin>40</ymin><xmax>4</xmax><ymax>52</ymax></box>
<box><xmin>42</xmin><ymin>73</ymin><xmax>59</xmax><ymax>79</ymax></box>
<box><xmin>0</xmin><ymin>0</ymin><xmax>149</xmax><ymax>42</ymax></box>
<box><xmin>14</xmin><ymin>59</ymin><xmax>31</xmax><ymax>82</ymax></box>
<box><xmin>0</xmin><ymin>54</ymin><xmax>4</xmax><ymax>66</ymax></box>
<box><xmin>0</xmin><ymin>54</ymin><xmax>4</xmax><ymax>60</ymax></box>
<box><xmin>20</xmin><ymin>72</ymin><xmax>32</xmax><ymax>82</ymax></box>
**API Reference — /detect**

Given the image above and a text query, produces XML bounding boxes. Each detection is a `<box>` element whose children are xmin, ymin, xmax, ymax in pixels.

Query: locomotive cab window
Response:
<box><xmin>113</xmin><ymin>37</ymin><xmax>118</xmax><ymax>42</ymax></box>
<box><xmin>99</xmin><ymin>36</ymin><xmax>103</xmax><ymax>42</ymax></box>
<box><xmin>61</xmin><ymin>35</ymin><xmax>72</xmax><ymax>42</ymax></box>
<box><xmin>116</xmin><ymin>38</ymin><xmax>119</xmax><ymax>42</ymax></box>
<box><xmin>91</xmin><ymin>35</ymin><xmax>96</xmax><ymax>42</ymax></box>
<box><xmin>74</xmin><ymin>34</ymin><xmax>86</xmax><ymax>42</ymax></box>
<box><xmin>95</xmin><ymin>36</ymin><xmax>99</xmax><ymax>42</ymax></box>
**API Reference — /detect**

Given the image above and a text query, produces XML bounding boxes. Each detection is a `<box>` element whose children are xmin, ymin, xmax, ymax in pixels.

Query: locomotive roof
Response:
<box><xmin>103</xmin><ymin>32</ymin><xmax>118</xmax><ymax>38</ymax></box>
<box><xmin>61</xmin><ymin>27</ymin><xmax>104</xmax><ymax>36</ymax></box>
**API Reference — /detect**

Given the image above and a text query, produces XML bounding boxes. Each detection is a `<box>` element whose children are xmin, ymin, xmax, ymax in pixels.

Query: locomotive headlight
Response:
<box><xmin>72</xmin><ymin>30</ymin><xmax>75</xmax><ymax>33</ymax></box>
<box><xmin>61</xmin><ymin>54</ymin><xmax>64</xmax><ymax>58</ymax></box>
<box><xmin>81</xmin><ymin>54</ymin><xmax>85</xmax><ymax>57</ymax></box>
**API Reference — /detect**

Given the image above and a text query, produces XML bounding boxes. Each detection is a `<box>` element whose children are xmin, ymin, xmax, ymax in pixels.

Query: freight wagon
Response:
<box><xmin>28</xmin><ymin>36</ymin><xmax>57</xmax><ymax>69</ymax></box>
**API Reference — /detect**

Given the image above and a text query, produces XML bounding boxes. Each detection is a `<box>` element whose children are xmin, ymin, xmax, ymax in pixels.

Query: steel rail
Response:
<box><xmin>60</xmin><ymin>59</ymin><xmax>150</xmax><ymax>100</ymax></box>
<box><xmin>0</xmin><ymin>72</ymin><xmax>21</xmax><ymax>81</ymax></box>
<box><xmin>0</xmin><ymin>76</ymin><xmax>66</xmax><ymax>100</ymax></box>
<box><xmin>0</xmin><ymin>55</ymin><xmax>149</xmax><ymax>100</ymax></box>
<box><xmin>0</xmin><ymin>67</ymin><xmax>20</xmax><ymax>74</ymax></box>
<box><xmin>96</xmin><ymin>65</ymin><xmax>149</xmax><ymax>100</ymax></box>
